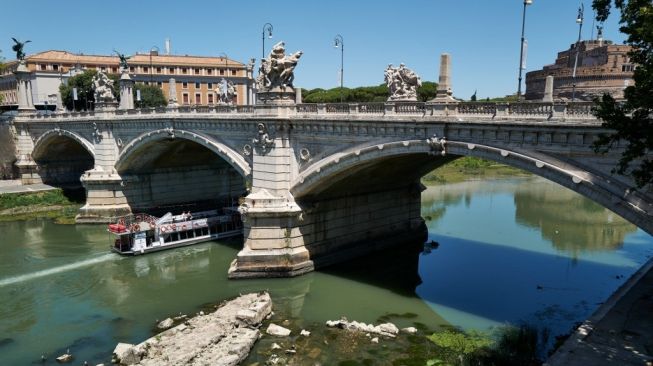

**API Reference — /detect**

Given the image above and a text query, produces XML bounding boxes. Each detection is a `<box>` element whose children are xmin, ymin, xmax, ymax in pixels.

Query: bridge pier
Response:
<box><xmin>77</xmin><ymin>169</ymin><xmax>131</xmax><ymax>223</ymax></box>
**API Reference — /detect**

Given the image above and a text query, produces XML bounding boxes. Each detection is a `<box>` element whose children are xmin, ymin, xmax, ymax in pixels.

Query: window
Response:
<box><xmin>231</xmin><ymin>70</ymin><xmax>237</xmax><ymax>76</ymax></box>
<box><xmin>157</xmin><ymin>82</ymin><xmax>162</xmax><ymax>87</ymax></box>
<box><xmin>208</xmin><ymin>93</ymin><xmax>214</xmax><ymax>104</ymax></box>
<box><xmin>195</xmin><ymin>93</ymin><xmax>201</xmax><ymax>104</ymax></box>
<box><xmin>156</xmin><ymin>67</ymin><xmax>162</xmax><ymax>73</ymax></box>
<box><xmin>182</xmin><ymin>68</ymin><xmax>188</xmax><ymax>74</ymax></box>
<box><xmin>195</xmin><ymin>82</ymin><xmax>200</xmax><ymax>89</ymax></box>
<box><xmin>219</xmin><ymin>69</ymin><xmax>224</xmax><ymax>76</ymax></box>
<box><xmin>130</xmin><ymin>66</ymin><xmax>135</xmax><ymax>72</ymax></box>
<box><xmin>182</xmin><ymin>93</ymin><xmax>189</xmax><ymax>104</ymax></box>
<box><xmin>52</xmin><ymin>64</ymin><xmax>59</xmax><ymax>71</ymax></box>
<box><xmin>207</xmin><ymin>69</ymin><xmax>213</xmax><ymax>75</ymax></box>
<box><xmin>194</xmin><ymin>68</ymin><xmax>200</xmax><ymax>75</ymax></box>
<box><xmin>112</xmin><ymin>67</ymin><xmax>118</xmax><ymax>73</ymax></box>
<box><xmin>169</xmin><ymin>67</ymin><xmax>175</xmax><ymax>74</ymax></box>
<box><xmin>101</xmin><ymin>67</ymin><xmax>106</xmax><ymax>72</ymax></box>
<box><xmin>182</xmin><ymin>82</ymin><xmax>188</xmax><ymax>89</ymax></box>
<box><xmin>207</xmin><ymin>83</ymin><xmax>213</xmax><ymax>89</ymax></box>
<box><xmin>143</xmin><ymin>66</ymin><xmax>149</xmax><ymax>73</ymax></box>
<box><xmin>40</xmin><ymin>64</ymin><xmax>47</xmax><ymax>71</ymax></box>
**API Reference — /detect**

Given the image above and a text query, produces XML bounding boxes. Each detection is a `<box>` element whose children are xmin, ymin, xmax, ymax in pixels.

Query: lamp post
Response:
<box><xmin>571</xmin><ymin>3</ymin><xmax>584</xmax><ymax>102</ymax></box>
<box><xmin>262</xmin><ymin>23</ymin><xmax>273</xmax><ymax>59</ymax></box>
<box><xmin>517</xmin><ymin>0</ymin><xmax>532</xmax><ymax>100</ymax></box>
<box><xmin>150</xmin><ymin>46</ymin><xmax>159</xmax><ymax>83</ymax></box>
<box><xmin>333</xmin><ymin>34</ymin><xmax>344</xmax><ymax>103</ymax></box>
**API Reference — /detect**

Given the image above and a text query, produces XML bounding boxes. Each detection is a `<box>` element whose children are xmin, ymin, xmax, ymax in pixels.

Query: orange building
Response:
<box><xmin>0</xmin><ymin>50</ymin><xmax>256</xmax><ymax>109</ymax></box>
<box><xmin>525</xmin><ymin>40</ymin><xmax>634</xmax><ymax>101</ymax></box>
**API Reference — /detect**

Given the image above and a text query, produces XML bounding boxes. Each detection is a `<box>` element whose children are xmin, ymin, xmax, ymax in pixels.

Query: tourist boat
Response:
<box><xmin>108</xmin><ymin>207</ymin><xmax>242</xmax><ymax>255</ymax></box>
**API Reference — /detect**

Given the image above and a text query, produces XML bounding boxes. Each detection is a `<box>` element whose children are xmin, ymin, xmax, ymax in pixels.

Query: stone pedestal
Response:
<box><xmin>15</xmin><ymin>155</ymin><xmax>41</xmax><ymax>184</ymax></box>
<box><xmin>119</xmin><ymin>72</ymin><xmax>134</xmax><ymax>110</ymax></box>
<box><xmin>77</xmin><ymin>168</ymin><xmax>131</xmax><ymax>223</ymax></box>
<box><xmin>256</xmin><ymin>87</ymin><xmax>297</xmax><ymax>105</ymax></box>
<box><xmin>228</xmin><ymin>189</ymin><xmax>314</xmax><ymax>278</ymax></box>
<box><xmin>14</xmin><ymin>61</ymin><xmax>35</xmax><ymax>111</ymax></box>
<box><xmin>95</xmin><ymin>101</ymin><xmax>118</xmax><ymax>112</ymax></box>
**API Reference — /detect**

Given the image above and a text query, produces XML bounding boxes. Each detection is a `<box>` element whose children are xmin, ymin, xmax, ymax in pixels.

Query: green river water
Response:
<box><xmin>1</xmin><ymin>176</ymin><xmax>652</xmax><ymax>364</ymax></box>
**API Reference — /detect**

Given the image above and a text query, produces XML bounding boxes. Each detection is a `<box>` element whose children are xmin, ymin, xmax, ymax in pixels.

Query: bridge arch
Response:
<box><xmin>32</xmin><ymin>129</ymin><xmax>95</xmax><ymax>161</ymax></box>
<box><xmin>115</xmin><ymin>128</ymin><xmax>250</xmax><ymax>213</ymax></box>
<box><xmin>31</xmin><ymin>129</ymin><xmax>95</xmax><ymax>187</ymax></box>
<box><xmin>116</xmin><ymin>129</ymin><xmax>250</xmax><ymax>178</ymax></box>
<box><xmin>291</xmin><ymin>139</ymin><xmax>652</xmax><ymax>235</ymax></box>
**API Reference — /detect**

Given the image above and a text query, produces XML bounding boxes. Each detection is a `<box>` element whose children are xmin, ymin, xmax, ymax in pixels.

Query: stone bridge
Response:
<box><xmin>3</xmin><ymin>100</ymin><xmax>653</xmax><ymax>278</ymax></box>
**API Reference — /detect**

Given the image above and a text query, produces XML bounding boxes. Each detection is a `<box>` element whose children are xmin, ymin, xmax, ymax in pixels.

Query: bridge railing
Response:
<box><xmin>12</xmin><ymin>100</ymin><xmax>599</xmax><ymax>122</ymax></box>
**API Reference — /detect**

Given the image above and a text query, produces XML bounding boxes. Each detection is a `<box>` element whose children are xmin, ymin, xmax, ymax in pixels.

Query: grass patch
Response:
<box><xmin>0</xmin><ymin>189</ymin><xmax>82</xmax><ymax>224</ymax></box>
<box><xmin>422</xmin><ymin>157</ymin><xmax>530</xmax><ymax>185</ymax></box>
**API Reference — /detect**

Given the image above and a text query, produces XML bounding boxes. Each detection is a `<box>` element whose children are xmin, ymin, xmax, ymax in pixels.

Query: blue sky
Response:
<box><xmin>1</xmin><ymin>0</ymin><xmax>625</xmax><ymax>99</ymax></box>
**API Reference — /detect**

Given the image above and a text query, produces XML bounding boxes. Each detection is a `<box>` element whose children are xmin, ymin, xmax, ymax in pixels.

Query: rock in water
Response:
<box><xmin>55</xmin><ymin>353</ymin><xmax>73</xmax><ymax>363</ymax></box>
<box><xmin>157</xmin><ymin>318</ymin><xmax>174</xmax><ymax>329</ymax></box>
<box><xmin>113</xmin><ymin>292</ymin><xmax>272</xmax><ymax>366</ymax></box>
<box><xmin>401</xmin><ymin>326</ymin><xmax>418</xmax><ymax>334</ymax></box>
<box><xmin>266</xmin><ymin>323</ymin><xmax>292</xmax><ymax>337</ymax></box>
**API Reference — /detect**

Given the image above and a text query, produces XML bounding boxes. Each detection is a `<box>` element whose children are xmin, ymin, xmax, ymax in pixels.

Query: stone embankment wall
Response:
<box><xmin>0</xmin><ymin>123</ymin><xmax>17</xmax><ymax>179</ymax></box>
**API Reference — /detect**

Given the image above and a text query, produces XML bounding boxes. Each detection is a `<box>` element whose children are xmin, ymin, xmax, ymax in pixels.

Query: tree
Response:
<box><xmin>418</xmin><ymin>81</ymin><xmax>438</xmax><ymax>102</ymax></box>
<box><xmin>302</xmin><ymin>82</ymin><xmax>438</xmax><ymax>103</ymax></box>
<box><xmin>591</xmin><ymin>0</ymin><xmax>653</xmax><ymax>187</ymax></box>
<box><xmin>470</xmin><ymin>90</ymin><xmax>477</xmax><ymax>102</ymax></box>
<box><xmin>59</xmin><ymin>69</ymin><xmax>119</xmax><ymax>111</ymax></box>
<box><xmin>134</xmin><ymin>84</ymin><xmax>166</xmax><ymax>108</ymax></box>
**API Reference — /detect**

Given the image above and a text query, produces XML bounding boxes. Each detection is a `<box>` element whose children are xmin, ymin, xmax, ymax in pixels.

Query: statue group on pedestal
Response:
<box><xmin>215</xmin><ymin>78</ymin><xmax>237</xmax><ymax>105</ymax></box>
<box><xmin>384</xmin><ymin>63</ymin><xmax>422</xmax><ymax>101</ymax></box>
<box><xmin>256</xmin><ymin>41</ymin><xmax>303</xmax><ymax>90</ymax></box>
<box><xmin>92</xmin><ymin>71</ymin><xmax>116</xmax><ymax>103</ymax></box>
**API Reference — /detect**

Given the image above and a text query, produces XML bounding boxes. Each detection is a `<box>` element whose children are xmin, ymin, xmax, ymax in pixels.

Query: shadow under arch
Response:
<box><xmin>114</xmin><ymin>129</ymin><xmax>250</xmax><ymax>214</ymax></box>
<box><xmin>31</xmin><ymin>129</ymin><xmax>95</xmax><ymax>188</ymax></box>
<box><xmin>291</xmin><ymin>139</ymin><xmax>652</xmax><ymax>236</ymax></box>
<box><xmin>115</xmin><ymin>129</ymin><xmax>250</xmax><ymax>178</ymax></box>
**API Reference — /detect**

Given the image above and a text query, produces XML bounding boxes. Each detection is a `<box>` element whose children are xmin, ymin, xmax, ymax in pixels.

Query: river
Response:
<box><xmin>0</xmin><ymin>176</ymin><xmax>651</xmax><ymax>364</ymax></box>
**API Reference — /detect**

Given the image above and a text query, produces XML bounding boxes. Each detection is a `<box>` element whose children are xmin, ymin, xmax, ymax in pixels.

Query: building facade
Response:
<box><xmin>525</xmin><ymin>40</ymin><xmax>634</xmax><ymax>101</ymax></box>
<box><xmin>1</xmin><ymin>50</ymin><xmax>256</xmax><ymax>109</ymax></box>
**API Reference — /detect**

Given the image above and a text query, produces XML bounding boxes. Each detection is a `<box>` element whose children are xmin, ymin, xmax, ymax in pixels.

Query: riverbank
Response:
<box><xmin>422</xmin><ymin>156</ymin><xmax>530</xmax><ymax>184</ymax></box>
<box><xmin>545</xmin><ymin>256</ymin><xmax>653</xmax><ymax>365</ymax></box>
<box><xmin>0</xmin><ymin>187</ymin><xmax>82</xmax><ymax>224</ymax></box>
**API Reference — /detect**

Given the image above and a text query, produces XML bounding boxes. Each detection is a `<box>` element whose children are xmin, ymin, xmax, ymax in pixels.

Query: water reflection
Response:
<box><xmin>513</xmin><ymin>179</ymin><xmax>636</xmax><ymax>254</ymax></box>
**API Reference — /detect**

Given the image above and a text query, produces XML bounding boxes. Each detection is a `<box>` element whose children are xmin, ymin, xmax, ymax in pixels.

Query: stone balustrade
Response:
<box><xmin>14</xmin><ymin>101</ymin><xmax>600</xmax><ymax>123</ymax></box>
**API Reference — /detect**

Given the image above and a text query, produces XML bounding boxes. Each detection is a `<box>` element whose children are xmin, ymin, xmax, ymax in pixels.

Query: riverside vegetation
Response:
<box><xmin>0</xmin><ymin>188</ymin><xmax>83</xmax><ymax>223</ymax></box>
<box><xmin>422</xmin><ymin>157</ymin><xmax>530</xmax><ymax>184</ymax></box>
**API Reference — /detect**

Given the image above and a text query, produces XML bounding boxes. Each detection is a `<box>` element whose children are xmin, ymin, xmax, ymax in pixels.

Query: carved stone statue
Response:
<box><xmin>114</xmin><ymin>50</ymin><xmax>131</xmax><ymax>70</ymax></box>
<box><xmin>216</xmin><ymin>78</ymin><xmax>238</xmax><ymax>105</ymax></box>
<box><xmin>92</xmin><ymin>71</ymin><xmax>116</xmax><ymax>103</ymax></box>
<box><xmin>256</xmin><ymin>41</ymin><xmax>303</xmax><ymax>90</ymax></box>
<box><xmin>384</xmin><ymin>63</ymin><xmax>422</xmax><ymax>101</ymax></box>
<box><xmin>11</xmin><ymin>38</ymin><xmax>31</xmax><ymax>61</ymax></box>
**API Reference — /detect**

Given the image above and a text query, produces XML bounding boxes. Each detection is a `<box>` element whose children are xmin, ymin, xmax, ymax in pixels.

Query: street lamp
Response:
<box><xmin>150</xmin><ymin>46</ymin><xmax>159</xmax><ymax>83</ymax></box>
<box><xmin>262</xmin><ymin>23</ymin><xmax>273</xmax><ymax>59</ymax></box>
<box><xmin>517</xmin><ymin>0</ymin><xmax>532</xmax><ymax>100</ymax></box>
<box><xmin>571</xmin><ymin>3</ymin><xmax>584</xmax><ymax>102</ymax></box>
<box><xmin>333</xmin><ymin>34</ymin><xmax>344</xmax><ymax>103</ymax></box>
